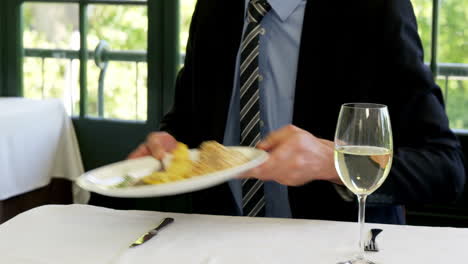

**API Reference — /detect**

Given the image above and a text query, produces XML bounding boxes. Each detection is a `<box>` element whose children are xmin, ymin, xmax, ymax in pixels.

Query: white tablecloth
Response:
<box><xmin>0</xmin><ymin>204</ymin><xmax>467</xmax><ymax>264</ymax></box>
<box><xmin>0</xmin><ymin>98</ymin><xmax>88</xmax><ymax>203</ymax></box>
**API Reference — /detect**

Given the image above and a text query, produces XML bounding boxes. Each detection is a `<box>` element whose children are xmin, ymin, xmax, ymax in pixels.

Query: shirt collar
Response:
<box><xmin>267</xmin><ymin>0</ymin><xmax>305</xmax><ymax>22</ymax></box>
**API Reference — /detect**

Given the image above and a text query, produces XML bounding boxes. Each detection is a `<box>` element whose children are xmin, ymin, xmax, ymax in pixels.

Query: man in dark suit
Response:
<box><xmin>129</xmin><ymin>0</ymin><xmax>465</xmax><ymax>224</ymax></box>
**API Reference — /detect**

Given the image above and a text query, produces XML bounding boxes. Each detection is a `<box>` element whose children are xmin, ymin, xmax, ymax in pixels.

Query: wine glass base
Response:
<box><xmin>337</xmin><ymin>258</ymin><xmax>376</xmax><ymax>264</ymax></box>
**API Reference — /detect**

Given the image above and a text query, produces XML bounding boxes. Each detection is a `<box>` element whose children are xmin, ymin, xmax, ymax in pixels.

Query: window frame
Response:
<box><xmin>2</xmin><ymin>0</ymin><xmax>180</xmax><ymax>127</ymax></box>
<box><xmin>1</xmin><ymin>0</ymin><xmax>23</xmax><ymax>98</ymax></box>
<box><xmin>429</xmin><ymin>0</ymin><xmax>439</xmax><ymax>75</ymax></box>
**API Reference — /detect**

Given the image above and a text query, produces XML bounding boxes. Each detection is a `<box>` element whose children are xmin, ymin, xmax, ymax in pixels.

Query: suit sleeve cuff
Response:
<box><xmin>333</xmin><ymin>183</ymin><xmax>354</xmax><ymax>202</ymax></box>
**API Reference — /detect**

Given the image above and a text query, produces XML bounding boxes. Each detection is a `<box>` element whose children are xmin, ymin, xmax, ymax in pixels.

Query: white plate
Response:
<box><xmin>76</xmin><ymin>147</ymin><xmax>268</xmax><ymax>198</ymax></box>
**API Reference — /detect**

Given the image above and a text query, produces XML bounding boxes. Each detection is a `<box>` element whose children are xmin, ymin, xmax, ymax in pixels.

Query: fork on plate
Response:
<box><xmin>116</xmin><ymin>159</ymin><xmax>166</xmax><ymax>188</ymax></box>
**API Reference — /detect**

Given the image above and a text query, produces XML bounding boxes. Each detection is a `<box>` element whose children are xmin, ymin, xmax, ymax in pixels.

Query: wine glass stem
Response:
<box><xmin>357</xmin><ymin>194</ymin><xmax>367</xmax><ymax>260</ymax></box>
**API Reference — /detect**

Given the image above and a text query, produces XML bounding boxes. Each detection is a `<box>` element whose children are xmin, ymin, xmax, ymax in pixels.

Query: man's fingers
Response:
<box><xmin>241</xmin><ymin>154</ymin><xmax>276</xmax><ymax>180</ymax></box>
<box><xmin>242</xmin><ymin>165</ymin><xmax>271</xmax><ymax>181</ymax></box>
<box><xmin>146</xmin><ymin>136</ymin><xmax>165</xmax><ymax>159</ymax></box>
<box><xmin>145</xmin><ymin>132</ymin><xmax>177</xmax><ymax>159</ymax></box>
<box><xmin>158</xmin><ymin>132</ymin><xmax>178</xmax><ymax>152</ymax></box>
<box><xmin>238</xmin><ymin>167</ymin><xmax>265</xmax><ymax>179</ymax></box>
<box><xmin>248</xmin><ymin>143</ymin><xmax>292</xmax><ymax>181</ymax></box>
<box><xmin>257</xmin><ymin>125</ymin><xmax>301</xmax><ymax>150</ymax></box>
<box><xmin>127</xmin><ymin>144</ymin><xmax>150</xmax><ymax>159</ymax></box>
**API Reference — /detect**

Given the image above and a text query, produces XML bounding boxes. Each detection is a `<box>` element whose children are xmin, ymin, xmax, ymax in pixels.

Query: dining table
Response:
<box><xmin>0</xmin><ymin>97</ymin><xmax>88</xmax><ymax>204</ymax></box>
<box><xmin>0</xmin><ymin>204</ymin><xmax>466</xmax><ymax>263</ymax></box>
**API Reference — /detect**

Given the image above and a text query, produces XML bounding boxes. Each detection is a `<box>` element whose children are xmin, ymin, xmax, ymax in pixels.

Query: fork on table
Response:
<box><xmin>364</xmin><ymin>228</ymin><xmax>383</xmax><ymax>252</ymax></box>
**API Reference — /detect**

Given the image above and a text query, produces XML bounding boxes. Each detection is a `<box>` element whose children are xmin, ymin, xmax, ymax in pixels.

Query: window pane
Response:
<box><xmin>438</xmin><ymin>0</ymin><xmax>467</xmax><ymax>64</ymax></box>
<box><xmin>87</xmin><ymin>61</ymin><xmax>147</xmax><ymax>121</ymax></box>
<box><xmin>437</xmin><ymin>0</ymin><xmax>468</xmax><ymax>130</ymax></box>
<box><xmin>23</xmin><ymin>3</ymin><xmax>80</xmax><ymax>115</ymax></box>
<box><xmin>411</xmin><ymin>0</ymin><xmax>432</xmax><ymax>62</ymax></box>
<box><xmin>437</xmin><ymin>78</ymin><xmax>468</xmax><ymax>129</ymax></box>
<box><xmin>87</xmin><ymin>5</ymin><xmax>148</xmax><ymax>120</ymax></box>
<box><xmin>180</xmin><ymin>0</ymin><xmax>197</xmax><ymax>65</ymax></box>
<box><xmin>23</xmin><ymin>3</ymin><xmax>79</xmax><ymax>50</ymax></box>
<box><xmin>24</xmin><ymin>57</ymin><xmax>80</xmax><ymax>115</ymax></box>
<box><xmin>87</xmin><ymin>5</ymin><xmax>147</xmax><ymax>51</ymax></box>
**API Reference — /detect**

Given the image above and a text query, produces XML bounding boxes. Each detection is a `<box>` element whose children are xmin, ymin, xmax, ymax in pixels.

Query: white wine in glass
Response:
<box><xmin>334</xmin><ymin>103</ymin><xmax>393</xmax><ymax>264</ymax></box>
<box><xmin>335</xmin><ymin>145</ymin><xmax>392</xmax><ymax>195</ymax></box>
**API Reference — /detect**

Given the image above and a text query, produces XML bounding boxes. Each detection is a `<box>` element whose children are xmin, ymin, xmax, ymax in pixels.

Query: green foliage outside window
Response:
<box><xmin>86</xmin><ymin>5</ymin><xmax>148</xmax><ymax>120</ymax></box>
<box><xmin>412</xmin><ymin>0</ymin><xmax>468</xmax><ymax>129</ymax></box>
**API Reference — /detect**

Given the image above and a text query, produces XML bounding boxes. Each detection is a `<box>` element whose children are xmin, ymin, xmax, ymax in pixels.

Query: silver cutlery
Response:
<box><xmin>115</xmin><ymin>175</ymin><xmax>137</xmax><ymax>188</ymax></box>
<box><xmin>364</xmin><ymin>228</ymin><xmax>383</xmax><ymax>252</ymax></box>
<box><xmin>336</xmin><ymin>228</ymin><xmax>383</xmax><ymax>264</ymax></box>
<box><xmin>129</xmin><ymin>217</ymin><xmax>174</xmax><ymax>248</ymax></box>
<box><xmin>115</xmin><ymin>159</ymin><xmax>166</xmax><ymax>188</ymax></box>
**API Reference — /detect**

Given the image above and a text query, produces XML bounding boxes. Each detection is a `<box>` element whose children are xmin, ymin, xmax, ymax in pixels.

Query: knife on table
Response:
<box><xmin>129</xmin><ymin>217</ymin><xmax>174</xmax><ymax>248</ymax></box>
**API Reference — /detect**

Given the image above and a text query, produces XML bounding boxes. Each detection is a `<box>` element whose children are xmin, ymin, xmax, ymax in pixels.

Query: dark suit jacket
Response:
<box><xmin>160</xmin><ymin>0</ymin><xmax>466</xmax><ymax>224</ymax></box>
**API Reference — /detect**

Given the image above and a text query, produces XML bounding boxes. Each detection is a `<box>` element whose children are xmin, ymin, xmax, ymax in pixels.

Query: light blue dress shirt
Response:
<box><xmin>223</xmin><ymin>0</ymin><xmax>306</xmax><ymax>218</ymax></box>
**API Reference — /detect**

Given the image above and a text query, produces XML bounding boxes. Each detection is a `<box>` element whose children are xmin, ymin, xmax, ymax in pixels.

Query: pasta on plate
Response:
<box><xmin>141</xmin><ymin>141</ymin><xmax>249</xmax><ymax>185</ymax></box>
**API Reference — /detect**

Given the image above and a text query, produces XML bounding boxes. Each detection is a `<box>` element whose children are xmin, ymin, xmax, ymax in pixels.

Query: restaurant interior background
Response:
<box><xmin>0</xmin><ymin>0</ymin><xmax>467</xmax><ymax>226</ymax></box>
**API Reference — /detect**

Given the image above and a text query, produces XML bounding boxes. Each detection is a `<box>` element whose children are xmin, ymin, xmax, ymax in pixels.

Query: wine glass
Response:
<box><xmin>334</xmin><ymin>103</ymin><xmax>393</xmax><ymax>264</ymax></box>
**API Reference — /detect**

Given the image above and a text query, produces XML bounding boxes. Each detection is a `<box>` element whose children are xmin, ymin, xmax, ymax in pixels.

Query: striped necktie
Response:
<box><xmin>239</xmin><ymin>0</ymin><xmax>271</xmax><ymax>217</ymax></box>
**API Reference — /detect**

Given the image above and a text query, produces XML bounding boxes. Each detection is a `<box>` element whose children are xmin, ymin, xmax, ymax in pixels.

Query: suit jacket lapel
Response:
<box><xmin>292</xmin><ymin>0</ymin><xmax>345</xmax><ymax>139</ymax></box>
<box><xmin>209</xmin><ymin>0</ymin><xmax>245</xmax><ymax>142</ymax></box>
<box><xmin>293</xmin><ymin>0</ymin><xmax>318</xmax><ymax>128</ymax></box>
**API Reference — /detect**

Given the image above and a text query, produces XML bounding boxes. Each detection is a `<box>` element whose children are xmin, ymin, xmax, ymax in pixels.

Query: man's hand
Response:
<box><xmin>242</xmin><ymin>125</ymin><xmax>342</xmax><ymax>186</ymax></box>
<box><xmin>127</xmin><ymin>132</ymin><xmax>178</xmax><ymax>160</ymax></box>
